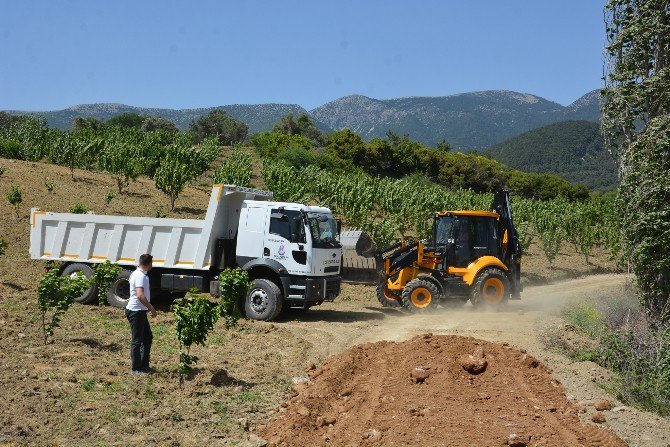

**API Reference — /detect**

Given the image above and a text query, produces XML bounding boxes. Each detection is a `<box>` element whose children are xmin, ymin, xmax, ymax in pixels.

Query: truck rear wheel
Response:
<box><xmin>470</xmin><ymin>268</ymin><xmax>510</xmax><ymax>308</ymax></box>
<box><xmin>402</xmin><ymin>278</ymin><xmax>440</xmax><ymax>313</ymax></box>
<box><xmin>376</xmin><ymin>282</ymin><xmax>402</xmax><ymax>308</ymax></box>
<box><xmin>61</xmin><ymin>263</ymin><xmax>97</xmax><ymax>304</ymax></box>
<box><xmin>106</xmin><ymin>269</ymin><xmax>132</xmax><ymax>308</ymax></box>
<box><xmin>244</xmin><ymin>279</ymin><xmax>283</xmax><ymax>321</ymax></box>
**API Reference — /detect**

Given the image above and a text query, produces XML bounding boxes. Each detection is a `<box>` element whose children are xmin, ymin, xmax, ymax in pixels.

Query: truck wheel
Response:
<box><xmin>470</xmin><ymin>268</ymin><xmax>510</xmax><ymax>308</ymax></box>
<box><xmin>402</xmin><ymin>278</ymin><xmax>440</xmax><ymax>313</ymax></box>
<box><xmin>376</xmin><ymin>282</ymin><xmax>402</xmax><ymax>308</ymax></box>
<box><xmin>244</xmin><ymin>279</ymin><xmax>283</xmax><ymax>321</ymax></box>
<box><xmin>61</xmin><ymin>263</ymin><xmax>97</xmax><ymax>304</ymax></box>
<box><xmin>106</xmin><ymin>269</ymin><xmax>132</xmax><ymax>308</ymax></box>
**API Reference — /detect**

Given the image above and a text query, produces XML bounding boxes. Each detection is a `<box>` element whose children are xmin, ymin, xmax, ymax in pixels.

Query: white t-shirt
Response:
<box><xmin>126</xmin><ymin>268</ymin><xmax>151</xmax><ymax>311</ymax></box>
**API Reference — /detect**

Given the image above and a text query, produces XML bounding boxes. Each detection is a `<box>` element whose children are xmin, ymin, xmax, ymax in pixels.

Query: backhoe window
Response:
<box><xmin>435</xmin><ymin>216</ymin><xmax>455</xmax><ymax>245</ymax></box>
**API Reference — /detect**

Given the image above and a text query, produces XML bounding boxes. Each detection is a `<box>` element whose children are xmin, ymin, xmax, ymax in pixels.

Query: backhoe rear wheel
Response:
<box><xmin>470</xmin><ymin>268</ymin><xmax>510</xmax><ymax>309</ymax></box>
<box><xmin>376</xmin><ymin>282</ymin><xmax>402</xmax><ymax>308</ymax></box>
<box><xmin>402</xmin><ymin>278</ymin><xmax>440</xmax><ymax>313</ymax></box>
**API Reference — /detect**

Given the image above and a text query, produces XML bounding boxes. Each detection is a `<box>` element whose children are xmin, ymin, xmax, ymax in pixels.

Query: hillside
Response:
<box><xmin>310</xmin><ymin>90</ymin><xmax>601</xmax><ymax>149</ymax></box>
<box><xmin>5</xmin><ymin>90</ymin><xmax>600</xmax><ymax>149</ymax></box>
<box><xmin>485</xmin><ymin>120</ymin><xmax>618</xmax><ymax>191</ymax></box>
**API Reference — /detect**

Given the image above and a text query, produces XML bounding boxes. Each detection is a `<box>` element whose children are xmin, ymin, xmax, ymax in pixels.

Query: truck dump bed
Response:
<box><xmin>29</xmin><ymin>185</ymin><xmax>272</xmax><ymax>270</ymax></box>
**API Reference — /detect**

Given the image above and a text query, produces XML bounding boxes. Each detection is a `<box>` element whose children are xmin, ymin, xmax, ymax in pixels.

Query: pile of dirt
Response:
<box><xmin>260</xmin><ymin>334</ymin><xmax>626</xmax><ymax>447</ymax></box>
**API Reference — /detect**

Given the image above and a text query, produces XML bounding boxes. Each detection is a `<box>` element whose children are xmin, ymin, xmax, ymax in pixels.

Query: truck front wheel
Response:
<box><xmin>244</xmin><ymin>279</ymin><xmax>283</xmax><ymax>321</ymax></box>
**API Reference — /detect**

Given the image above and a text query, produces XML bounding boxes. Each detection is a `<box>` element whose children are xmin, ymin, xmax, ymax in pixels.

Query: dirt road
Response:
<box><xmin>277</xmin><ymin>274</ymin><xmax>670</xmax><ymax>447</ymax></box>
<box><xmin>2</xmin><ymin>273</ymin><xmax>669</xmax><ymax>446</ymax></box>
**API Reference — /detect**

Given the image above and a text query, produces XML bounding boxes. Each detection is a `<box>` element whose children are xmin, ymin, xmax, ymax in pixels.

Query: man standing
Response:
<box><xmin>125</xmin><ymin>254</ymin><xmax>157</xmax><ymax>375</ymax></box>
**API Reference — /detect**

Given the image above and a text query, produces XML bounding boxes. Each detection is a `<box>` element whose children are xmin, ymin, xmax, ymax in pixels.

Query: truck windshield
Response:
<box><xmin>307</xmin><ymin>213</ymin><xmax>341</xmax><ymax>248</ymax></box>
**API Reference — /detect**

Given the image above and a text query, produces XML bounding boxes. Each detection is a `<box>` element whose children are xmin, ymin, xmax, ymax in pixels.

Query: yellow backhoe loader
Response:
<box><xmin>375</xmin><ymin>190</ymin><xmax>522</xmax><ymax>312</ymax></box>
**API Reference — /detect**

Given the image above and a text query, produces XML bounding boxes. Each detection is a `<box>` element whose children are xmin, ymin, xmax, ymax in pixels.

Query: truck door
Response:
<box><xmin>266</xmin><ymin>209</ymin><xmax>310</xmax><ymax>275</ymax></box>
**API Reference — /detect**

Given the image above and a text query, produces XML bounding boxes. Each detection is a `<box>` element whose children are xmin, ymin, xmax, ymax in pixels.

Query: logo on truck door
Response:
<box><xmin>278</xmin><ymin>243</ymin><xmax>286</xmax><ymax>256</ymax></box>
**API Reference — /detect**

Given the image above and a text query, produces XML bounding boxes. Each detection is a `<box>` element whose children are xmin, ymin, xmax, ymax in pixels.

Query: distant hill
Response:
<box><xmin>485</xmin><ymin>120</ymin><xmax>618</xmax><ymax>191</ymax></box>
<box><xmin>4</xmin><ymin>89</ymin><xmax>601</xmax><ymax>149</ymax></box>
<box><xmin>6</xmin><ymin>103</ymin><xmax>316</xmax><ymax>135</ymax></box>
<box><xmin>310</xmin><ymin>90</ymin><xmax>601</xmax><ymax>149</ymax></box>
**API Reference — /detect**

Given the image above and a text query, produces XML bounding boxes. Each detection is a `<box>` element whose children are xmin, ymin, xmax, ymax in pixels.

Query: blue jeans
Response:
<box><xmin>125</xmin><ymin>309</ymin><xmax>152</xmax><ymax>371</ymax></box>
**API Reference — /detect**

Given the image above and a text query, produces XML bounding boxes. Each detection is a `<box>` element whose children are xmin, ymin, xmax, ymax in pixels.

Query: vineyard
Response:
<box><xmin>261</xmin><ymin>160</ymin><xmax>621</xmax><ymax>264</ymax></box>
<box><xmin>0</xmin><ymin>115</ymin><xmax>621</xmax><ymax>266</ymax></box>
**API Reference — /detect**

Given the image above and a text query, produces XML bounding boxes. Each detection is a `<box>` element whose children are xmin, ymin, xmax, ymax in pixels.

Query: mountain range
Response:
<box><xmin>5</xmin><ymin>89</ymin><xmax>600</xmax><ymax>150</ymax></box>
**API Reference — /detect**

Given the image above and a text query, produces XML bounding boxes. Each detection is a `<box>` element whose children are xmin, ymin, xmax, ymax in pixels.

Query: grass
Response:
<box><xmin>144</xmin><ymin>378</ymin><xmax>157</xmax><ymax>400</ymax></box>
<box><xmin>82</xmin><ymin>379</ymin><xmax>96</xmax><ymax>392</ymax></box>
<box><xmin>555</xmin><ymin>292</ymin><xmax>670</xmax><ymax>416</ymax></box>
<box><xmin>562</xmin><ymin>300</ymin><xmax>603</xmax><ymax>337</ymax></box>
<box><xmin>230</xmin><ymin>390</ymin><xmax>264</xmax><ymax>404</ymax></box>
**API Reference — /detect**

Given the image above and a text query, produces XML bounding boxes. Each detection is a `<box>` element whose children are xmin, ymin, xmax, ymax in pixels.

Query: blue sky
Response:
<box><xmin>0</xmin><ymin>0</ymin><xmax>605</xmax><ymax>111</ymax></box>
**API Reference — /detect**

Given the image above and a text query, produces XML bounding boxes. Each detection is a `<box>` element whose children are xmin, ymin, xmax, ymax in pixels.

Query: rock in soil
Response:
<box><xmin>247</xmin><ymin>433</ymin><xmax>268</xmax><ymax>447</ymax></box>
<box><xmin>594</xmin><ymin>399</ymin><xmax>612</xmax><ymax>411</ymax></box>
<box><xmin>458</xmin><ymin>346</ymin><xmax>488</xmax><ymax>375</ymax></box>
<box><xmin>260</xmin><ymin>335</ymin><xmax>627</xmax><ymax>447</ymax></box>
<box><xmin>507</xmin><ymin>432</ymin><xmax>529</xmax><ymax>446</ymax></box>
<box><xmin>591</xmin><ymin>411</ymin><xmax>607</xmax><ymax>423</ymax></box>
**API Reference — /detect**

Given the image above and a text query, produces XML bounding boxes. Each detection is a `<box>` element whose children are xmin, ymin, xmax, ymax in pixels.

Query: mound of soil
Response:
<box><xmin>260</xmin><ymin>334</ymin><xmax>626</xmax><ymax>447</ymax></box>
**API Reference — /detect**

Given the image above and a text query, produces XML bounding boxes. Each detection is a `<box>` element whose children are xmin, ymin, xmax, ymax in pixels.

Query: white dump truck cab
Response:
<box><xmin>29</xmin><ymin>185</ymin><xmax>342</xmax><ymax>322</ymax></box>
<box><xmin>225</xmin><ymin>200</ymin><xmax>342</xmax><ymax>320</ymax></box>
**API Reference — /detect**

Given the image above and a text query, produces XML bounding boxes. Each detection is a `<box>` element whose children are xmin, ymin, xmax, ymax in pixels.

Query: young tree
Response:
<box><xmin>273</xmin><ymin>113</ymin><xmax>325</xmax><ymax>145</ymax></box>
<box><xmin>602</xmin><ymin>0</ymin><xmax>670</xmax><ymax>320</ymax></box>
<box><xmin>0</xmin><ymin>237</ymin><xmax>7</xmax><ymax>258</ymax></box>
<box><xmin>71</xmin><ymin>117</ymin><xmax>104</xmax><ymax>132</ymax></box>
<box><xmin>141</xmin><ymin>116</ymin><xmax>179</xmax><ymax>133</ymax></box>
<box><xmin>106</xmin><ymin>113</ymin><xmax>145</xmax><ymax>129</ymax></box>
<box><xmin>7</xmin><ymin>186</ymin><xmax>22</xmax><ymax>218</ymax></box>
<box><xmin>154</xmin><ymin>137</ymin><xmax>219</xmax><ymax>210</ymax></box>
<box><xmin>212</xmin><ymin>148</ymin><xmax>253</xmax><ymax>187</ymax></box>
<box><xmin>98</xmin><ymin>138</ymin><xmax>141</xmax><ymax>194</ymax></box>
<box><xmin>190</xmin><ymin>109</ymin><xmax>248</xmax><ymax>145</ymax></box>
<box><xmin>38</xmin><ymin>269</ymin><xmax>91</xmax><ymax>344</ymax></box>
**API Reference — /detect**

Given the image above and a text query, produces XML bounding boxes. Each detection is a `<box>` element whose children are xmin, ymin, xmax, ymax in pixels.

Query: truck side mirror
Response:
<box><xmin>336</xmin><ymin>219</ymin><xmax>342</xmax><ymax>236</ymax></box>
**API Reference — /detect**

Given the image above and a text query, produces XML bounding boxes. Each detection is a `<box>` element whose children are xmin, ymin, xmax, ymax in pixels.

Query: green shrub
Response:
<box><xmin>218</xmin><ymin>268</ymin><xmax>249</xmax><ymax>328</ymax></box>
<box><xmin>562</xmin><ymin>301</ymin><xmax>603</xmax><ymax>337</ymax></box>
<box><xmin>251</xmin><ymin>132</ymin><xmax>312</xmax><ymax>158</ymax></box>
<box><xmin>45</xmin><ymin>180</ymin><xmax>55</xmax><ymax>193</ymax></box>
<box><xmin>69</xmin><ymin>203</ymin><xmax>90</xmax><ymax>214</ymax></box>
<box><xmin>155</xmin><ymin>208</ymin><xmax>167</xmax><ymax>218</ymax></box>
<box><xmin>7</xmin><ymin>186</ymin><xmax>22</xmax><ymax>218</ymax></box>
<box><xmin>277</xmin><ymin>147</ymin><xmax>317</xmax><ymax>169</ymax></box>
<box><xmin>104</xmin><ymin>191</ymin><xmax>116</xmax><ymax>205</ymax></box>
<box><xmin>93</xmin><ymin>261</ymin><xmax>122</xmax><ymax>305</ymax></box>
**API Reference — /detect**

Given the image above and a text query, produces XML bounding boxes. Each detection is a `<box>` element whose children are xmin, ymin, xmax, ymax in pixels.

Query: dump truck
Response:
<box><xmin>375</xmin><ymin>190</ymin><xmax>522</xmax><ymax>312</ymax></box>
<box><xmin>29</xmin><ymin>185</ymin><xmax>342</xmax><ymax>321</ymax></box>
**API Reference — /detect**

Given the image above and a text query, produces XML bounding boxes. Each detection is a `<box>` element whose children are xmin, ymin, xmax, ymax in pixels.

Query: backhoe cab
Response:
<box><xmin>376</xmin><ymin>190</ymin><xmax>522</xmax><ymax>312</ymax></box>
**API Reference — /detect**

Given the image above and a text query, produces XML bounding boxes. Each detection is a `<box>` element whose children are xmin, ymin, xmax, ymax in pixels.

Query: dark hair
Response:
<box><xmin>139</xmin><ymin>254</ymin><xmax>153</xmax><ymax>266</ymax></box>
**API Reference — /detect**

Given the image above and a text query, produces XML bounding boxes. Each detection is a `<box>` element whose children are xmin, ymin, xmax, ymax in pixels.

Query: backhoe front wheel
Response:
<box><xmin>376</xmin><ymin>282</ymin><xmax>402</xmax><ymax>308</ymax></box>
<box><xmin>402</xmin><ymin>278</ymin><xmax>440</xmax><ymax>313</ymax></box>
<box><xmin>470</xmin><ymin>268</ymin><xmax>510</xmax><ymax>308</ymax></box>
